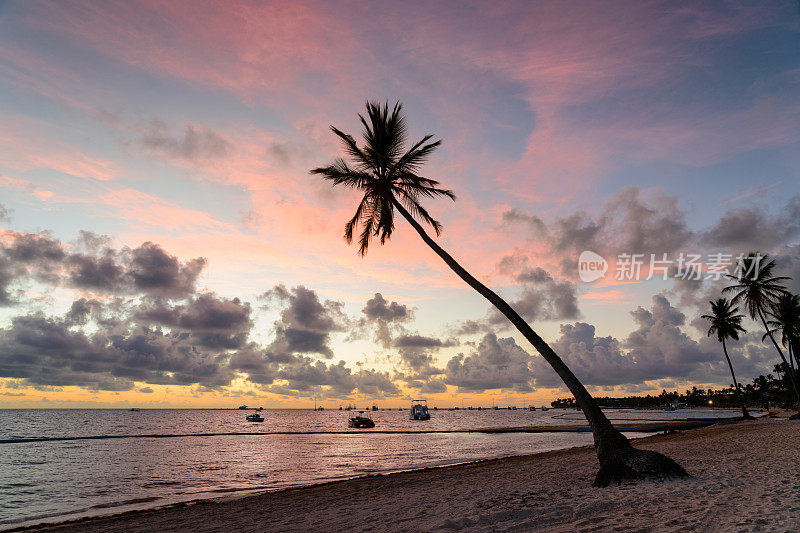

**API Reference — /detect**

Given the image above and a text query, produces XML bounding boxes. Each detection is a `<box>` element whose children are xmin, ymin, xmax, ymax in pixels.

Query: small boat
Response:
<box><xmin>129</xmin><ymin>408</ymin><xmax>140</xmax><ymax>412</ymax></box>
<box><xmin>540</xmin><ymin>406</ymin><xmax>549</xmax><ymax>411</ymax></box>
<box><xmin>409</xmin><ymin>399</ymin><xmax>431</xmax><ymax>420</ymax></box>
<box><xmin>246</xmin><ymin>412</ymin><xmax>264</xmax><ymax>422</ymax></box>
<box><xmin>529</xmin><ymin>406</ymin><xmax>537</xmax><ymax>411</ymax></box>
<box><xmin>237</xmin><ymin>405</ymin><xmax>248</xmax><ymax>410</ymax></box>
<box><xmin>371</xmin><ymin>405</ymin><xmax>378</xmax><ymax>411</ymax></box>
<box><xmin>348</xmin><ymin>411</ymin><xmax>375</xmax><ymax>428</ymax></box>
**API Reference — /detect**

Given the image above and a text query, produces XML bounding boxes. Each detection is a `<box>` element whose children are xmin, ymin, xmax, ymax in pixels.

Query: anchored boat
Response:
<box><xmin>409</xmin><ymin>399</ymin><xmax>431</xmax><ymax>420</ymax></box>
<box><xmin>246</xmin><ymin>411</ymin><xmax>264</xmax><ymax>422</ymax></box>
<box><xmin>348</xmin><ymin>411</ymin><xmax>375</xmax><ymax>428</ymax></box>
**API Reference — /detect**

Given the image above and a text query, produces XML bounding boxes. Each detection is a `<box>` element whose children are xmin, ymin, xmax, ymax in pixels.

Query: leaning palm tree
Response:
<box><xmin>702</xmin><ymin>298</ymin><xmax>753</xmax><ymax>419</ymax></box>
<box><xmin>723</xmin><ymin>252</ymin><xmax>799</xmax><ymax>405</ymax></box>
<box><xmin>764</xmin><ymin>293</ymin><xmax>800</xmax><ymax>412</ymax></box>
<box><xmin>311</xmin><ymin>101</ymin><xmax>687</xmax><ymax>486</ymax></box>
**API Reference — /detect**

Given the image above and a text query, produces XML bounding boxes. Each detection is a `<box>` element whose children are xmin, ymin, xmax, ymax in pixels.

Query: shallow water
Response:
<box><xmin>0</xmin><ymin>408</ymin><xmax>733</xmax><ymax>529</ymax></box>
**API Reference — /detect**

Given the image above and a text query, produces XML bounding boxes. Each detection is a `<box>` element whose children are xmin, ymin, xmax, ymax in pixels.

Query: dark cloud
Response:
<box><xmin>700</xmin><ymin>195</ymin><xmax>800</xmax><ymax>250</ymax></box>
<box><xmin>394</xmin><ymin>334</ymin><xmax>455</xmax><ymax>349</ymax></box>
<box><xmin>444</xmin><ymin>333</ymin><xmax>534</xmax><ymax>393</ymax></box>
<box><xmin>502</xmin><ymin>187</ymin><xmax>692</xmax><ymax>277</ymax></box>
<box><xmin>496</xmin><ymin>268</ymin><xmax>579</xmax><ymax>324</ymax></box>
<box><xmin>0</xmin><ymin>232</ymin><xmax>207</xmax><ymax>301</ymax></box>
<box><xmin>356</xmin><ymin>293</ymin><xmax>413</xmax><ymax>347</ymax></box>
<box><xmin>271</xmin><ymin>357</ymin><xmax>401</xmax><ymax>400</ymax></box>
<box><xmin>128</xmin><ymin>242</ymin><xmax>206</xmax><ymax>298</ymax></box>
<box><xmin>529</xmin><ymin>295</ymin><xmax>774</xmax><ymax>390</ymax></box>
<box><xmin>262</xmin><ymin>285</ymin><xmax>346</xmax><ymax>359</ymax></box>
<box><xmin>139</xmin><ymin>119</ymin><xmax>231</xmax><ymax>160</ymax></box>
<box><xmin>773</xmin><ymin>244</ymin><xmax>800</xmax><ymax>294</ymax></box>
<box><xmin>135</xmin><ymin>294</ymin><xmax>253</xmax><ymax>349</ymax></box>
<box><xmin>457</xmin><ymin>257</ymin><xmax>579</xmax><ymax>334</ymax></box>
<box><xmin>363</xmin><ymin>293</ymin><xmax>412</xmax><ymax>322</ymax></box>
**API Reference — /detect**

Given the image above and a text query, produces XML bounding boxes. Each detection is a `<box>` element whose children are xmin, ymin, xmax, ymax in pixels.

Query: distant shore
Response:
<box><xmin>16</xmin><ymin>416</ymin><xmax>799</xmax><ymax>532</ymax></box>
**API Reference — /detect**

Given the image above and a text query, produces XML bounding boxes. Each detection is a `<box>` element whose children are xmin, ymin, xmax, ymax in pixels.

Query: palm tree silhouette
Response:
<box><xmin>702</xmin><ymin>298</ymin><xmax>753</xmax><ymax>419</ymax></box>
<box><xmin>764</xmin><ymin>293</ymin><xmax>800</xmax><ymax>412</ymax></box>
<box><xmin>723</xmin><ymin>252</ymin><xmax>799</xmax><ymax>406</ymax></box>
<box><xmin>312</xmin><ymin>101</ymin><xmax>688</xmax><ymax>486</ymax></box>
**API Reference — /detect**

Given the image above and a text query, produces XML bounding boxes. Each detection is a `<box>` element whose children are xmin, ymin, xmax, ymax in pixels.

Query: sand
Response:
<box><xmin>19</xmin><ymin>418</ymin><xmax>800</xmax><ymax>532</ymax></box>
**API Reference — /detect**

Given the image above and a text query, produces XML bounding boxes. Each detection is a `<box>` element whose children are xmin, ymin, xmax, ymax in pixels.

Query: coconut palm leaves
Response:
<box><xmin>723</xmin><ymin>252</ymin><xmax>798</xmax><ymax>406</ymax></box>
<box><xmin>764</xmin><ymin>293</ymin><xmax>800</xmax><ymax>390</ymax></box>
<box><xmin>311</xmin><ymin>101</ymin><xmax>454</xmax><ymax>255</ymax></box>
<box><xmin>702</xmin><ymin>298</ymin><xmax>751</xmax><ymax>418</ymax></box>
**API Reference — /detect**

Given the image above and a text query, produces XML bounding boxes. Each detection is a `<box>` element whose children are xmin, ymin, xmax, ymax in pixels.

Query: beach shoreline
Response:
<box><xmin>13</xmin><ymin>417</ymin><xmax>799</xmax><ymax>532</ymax></box>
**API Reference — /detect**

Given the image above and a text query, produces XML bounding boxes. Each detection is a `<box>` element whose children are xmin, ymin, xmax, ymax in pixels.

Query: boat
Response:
<box><xmin>237</xmin><ymin>405</ymin><xmax>248</xmax><ymax>410</ymax></box>
<box><xmin>529</xmin><ymin>406</ymin><xmax>537</xmax><ymax>411</ymax></box>
<box><xmin>348</xmin><ymin>411</ymin><xmax>375</xmax><ymax>428</ymax></box>
<box><xmin>540</xmin><ymin>406</ymin><xmax>549</xmax><ymax>411</ymax></box>
<box><xmin>129</xmin><ymin>408</ymin><xmax>140</xmax><ymax>412</ymax></box>
<box><xmin>246</xmin><ymin>412</ymin><xmax>264</xmax><ymax>422</ymax></box>
<box><xmin>409</xmin><ymin>399</ymin><xmax>431</xmax><ymax>420</ymax></box>
<box><xmin>371</xmin><ymin>405</ymin><xmax>378</xmax><ymax>411</ymax></box>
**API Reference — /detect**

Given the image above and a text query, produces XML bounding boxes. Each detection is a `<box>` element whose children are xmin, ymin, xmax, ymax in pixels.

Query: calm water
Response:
<box><xmin>0</xmin><ymin>408</ymin><xmax>732</xmax><ymax>529</ymax></box>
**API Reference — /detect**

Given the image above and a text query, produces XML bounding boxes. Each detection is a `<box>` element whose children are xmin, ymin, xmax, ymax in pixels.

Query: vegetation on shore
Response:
<box><xmin>552</xmin><ymin>364</ymin><xmax>799</xmax><ymax>409</ymax></box>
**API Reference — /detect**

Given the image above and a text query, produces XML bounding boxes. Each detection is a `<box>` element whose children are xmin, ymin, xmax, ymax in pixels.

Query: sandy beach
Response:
<box><xmin>18</xmin><ymin>418</ymin><xmax>798</xmax><ymax>533</ymax></box>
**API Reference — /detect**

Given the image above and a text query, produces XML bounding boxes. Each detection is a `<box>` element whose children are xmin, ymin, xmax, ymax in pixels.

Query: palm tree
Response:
<box><xmin>311</xmin><ymin>101</ymin><xmax>687</xmax><ymax>486</ymax></box>
<box><xmin>764</xmin><ymin>293</ymin><xmax>800</xmax><ymax>413</ymax></box>
<box><xmin>723</xmin><ymin>252</ymin><xmax>799</xmax><ymax>406</ymax></box>
<box><xmin>701</xmin><ymin>298</ymin><xmax>753</xmax><ymax>419</ymax></box>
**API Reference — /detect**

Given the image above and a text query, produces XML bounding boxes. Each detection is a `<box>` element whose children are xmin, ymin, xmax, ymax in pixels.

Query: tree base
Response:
<box><xmin>593</xmin><ymin>447</ymin><xmax>689</xmax><ymax>488</ymax></box>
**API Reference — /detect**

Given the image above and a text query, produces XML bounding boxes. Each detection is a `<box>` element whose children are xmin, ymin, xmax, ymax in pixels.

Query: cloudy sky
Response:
<box><xmin>1</xmin><ymin>0</ymin><xmax>799</xmax><ymax>408</ymax></box>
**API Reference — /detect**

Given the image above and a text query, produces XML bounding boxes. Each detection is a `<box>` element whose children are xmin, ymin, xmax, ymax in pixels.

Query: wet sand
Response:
<box><xmin>19</xmin><ymin>418</ymin><xmax>800</xmax><ymax>532</ymax></box>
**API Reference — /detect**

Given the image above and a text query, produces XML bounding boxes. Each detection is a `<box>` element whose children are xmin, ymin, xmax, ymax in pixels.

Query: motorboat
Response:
<box><xmin>348</xmin><ymin>411</ymin><xmax>375</xmax><ymax>428</ymax></box>
<box><xmin>540</xmin><ymin>406</ymin><xmax>549</xmax><ymax>411</ymax></box>
<box><xmin>529</xmin><ymin>406</ymin><xmax>537</xmax><ymax>411</ymax></box>
<box><xmin>129</xmin><ymin>408</ymin><xmax>140</xmax><ymax>412</ymax></box>
<box><xmin>246</xmin><ymin>412</ymin><xmax>264</xmax><ymax>422</ymax></box>
<box><xmin>409</xmin><ymin>399</ymin><xmax>431</xmax><ymax>420</ymax></box>
<box><xmin>237</xmin><ymin>405</ymin><xmax>248</xmax><ymax>410</ymax></box>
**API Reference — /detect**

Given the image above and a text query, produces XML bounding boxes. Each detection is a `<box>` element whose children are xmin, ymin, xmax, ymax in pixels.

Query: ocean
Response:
<box><xmin>0</xmin><ymin>408</ymin><xmax>732</xmax><ymax>529</ymax></box>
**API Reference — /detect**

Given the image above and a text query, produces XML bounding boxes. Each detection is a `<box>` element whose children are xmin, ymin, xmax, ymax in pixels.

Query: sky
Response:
<box><xmin>0</xmin><ymin>0</ymin><xmax>799</xmax><ymax>408</ymax></box>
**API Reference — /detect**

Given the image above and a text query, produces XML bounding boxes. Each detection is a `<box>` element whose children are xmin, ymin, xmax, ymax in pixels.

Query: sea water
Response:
<box><xmin>0</xmin><ymin>408</ymin><xmax>732</xmax><ymax>529</ymax></box>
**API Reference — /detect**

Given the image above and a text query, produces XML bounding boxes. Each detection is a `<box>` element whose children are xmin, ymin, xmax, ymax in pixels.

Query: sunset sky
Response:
<box><xmin>1</xmin><ymin>0</ymin><xmax>799</xmax><ymax>408</ymax></box>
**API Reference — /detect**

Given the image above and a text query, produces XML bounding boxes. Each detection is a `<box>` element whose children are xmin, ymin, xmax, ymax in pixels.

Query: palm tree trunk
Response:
<box><xmin>392</xmin><ymin>199</ymin><xmax>687</xmax><ymax>485</ymax></box>
<box><xmin>757</xmin><ymin>309</ymin><xmax>800</xmax><ymax>406</ymax></box>
<box><xmin>721</xmin><ymin>338</ymin><xmax>752</xmax><ymax>419</ymax></box>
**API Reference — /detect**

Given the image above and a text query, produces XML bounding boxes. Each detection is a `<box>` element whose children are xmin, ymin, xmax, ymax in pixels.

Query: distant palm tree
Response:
<box><xmin>723</xmin><ymin>252</ymin><xmax>799</xmax><ymax>406</ymax></box>
<box><xmin>312</xmin><ymin>101</ymin><xmax>687</xmax><ymax>486</ymax></box>
<box><xmin>764</xmin><ymin>293</ymin><xmax>800</xmax><ymax>399</ymax></box>
<box><xmin>702</xmin><ymin>298</ymin><xmax>753</xmax><ymax>419</ymax></box>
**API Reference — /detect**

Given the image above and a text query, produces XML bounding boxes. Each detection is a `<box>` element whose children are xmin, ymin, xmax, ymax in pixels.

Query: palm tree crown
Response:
<box><xmin>310</xmin><ymin>101</ymin><xmax>455</xmax><ymax>255</ymax></box>
<box><xmin>702</xmin><ymin>298</ymin><xmax>746</xmax><ymax>343</ymax></box>
<box><xmin>723</xmin><ymin>252</ymin><xmax>789</xmax><ymax>320</ymax></box>
<box><xmin>765</xmin><ymin>293</ymin><xmax>800</xmax><ymax>348</ymax></box>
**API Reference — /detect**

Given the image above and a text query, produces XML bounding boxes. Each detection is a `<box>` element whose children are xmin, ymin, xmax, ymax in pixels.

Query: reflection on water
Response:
<box><xmin>0</xmin><ymin>408</ymin><xmax>733</xmax><ymax>529</ymax></box>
